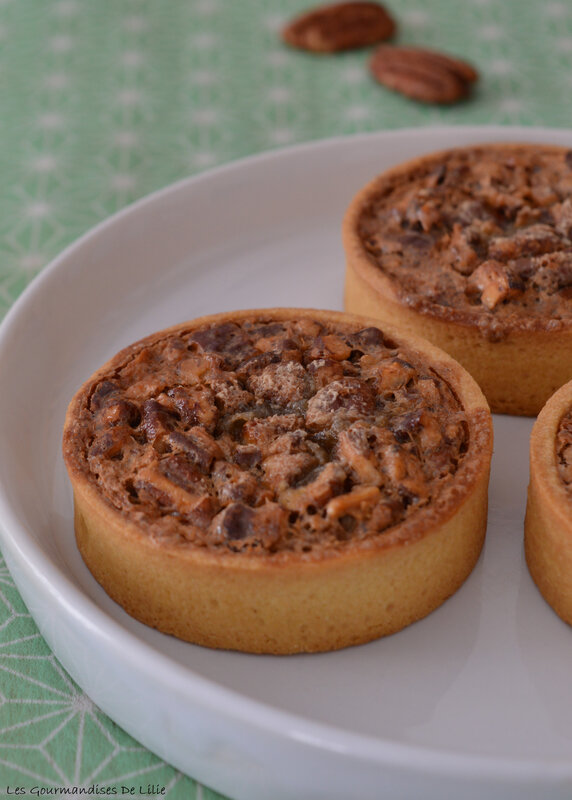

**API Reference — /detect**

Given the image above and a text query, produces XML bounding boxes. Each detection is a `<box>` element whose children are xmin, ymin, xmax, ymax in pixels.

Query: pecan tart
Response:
<box><xmin>343</xmin><ymin>143</ymin><xmax>572</xmax><ymax>416</ymax></box>
<box><xmin>525</xmin><ymin>378</ymin><xmax>572</xmax><ymax>624</ymax></box>
<box><xmin>63</xmin><ymin>308</ymin><xmax>492</xmax><ymax>654</ymax></box>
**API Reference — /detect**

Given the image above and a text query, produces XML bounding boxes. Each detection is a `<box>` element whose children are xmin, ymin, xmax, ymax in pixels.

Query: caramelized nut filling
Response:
<box><xmin>556</xmin><ymin>409</ymin><xmax>572</xmax><ymax>490</ymax></box>
<box><xmin>70</xmin><ymin>317</ymin><xmax>469</xmax><ymax>554</ymax></box>
<box><xmin>357</xmin><ymin>146</ymin><xmax>572</xmax><ymax>338</ymax></box>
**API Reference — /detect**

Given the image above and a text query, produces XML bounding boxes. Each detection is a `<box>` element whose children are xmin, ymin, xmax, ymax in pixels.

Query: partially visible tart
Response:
<box><xmin>62</xmin><ymin>308</ymin><xmax>492</xmax><ymax>654</ymax></box>
<box><xmin>525</xmin><ymin>379</ymin><xmax>572</xmax><ymax>624</ymax></box>
<box><xmin>343</xmin><ymin>142</ymin><xmax>572</xmax><ymax>416</ymax></box>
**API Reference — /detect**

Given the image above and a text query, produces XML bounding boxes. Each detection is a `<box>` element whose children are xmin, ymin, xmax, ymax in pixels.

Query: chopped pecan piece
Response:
<box><xmin>233</xmin><ymin>444</ymin><xmax>262</xmax><ymax>469</ymax></box>
<box><xmin>306</xmin><ymin>378</ymin><xmax>375</xmax><ymax>430</ymax></box>
<box><xmin>415</xmin><ymin>376</ymin><xmax>441</xmax><ymax>407</ymax></box>
<box><xmin>90</xmin><ymin>380</ymin><xmax>120</xmax><ymax>410</ymax></box>
<box><xmin>348</xmin><ymin>326</ymin><xmax>387</xmax><ymax>349</ymax></box>
<box><xmin>140</xmin><ymin>399</ymin><xmax>178</xmax><ymax>444</ymax></box>
<box><xmin>529</xmin><ymin>252</ymin><xmax>572</xmax><ymax>294</ymax></box>
<box><xmin>89</xmin><ymin>426</ymin><xmax>131</xmax><ymax>459</ymax></box>
<box><xmin>208</xmin><ymin>374</ymin><xmax>254</xmax><ymax>414</ymax></box>
<box><xmin>307</xmin><ymin>357</ymin><xmax>345</xmax><ymax>389</ymax></box>
<box><xmin>242</xmin><ymin>414</ymin><xmax>305</xmax><ymax>455</ymax></box>
<box><xmin>326</xmin><ymin>485</ymin><xmax>381</xmax><ymax>519</ymax></box>
<box><xmin>361</xmin><ymin>355</ymin><xmax>415</xmax><ymax>394</ymax></box>
<box><xmin>337</xmin><ymin>423</ymin><xmax>383</xmax><ymax>485</ymax></box>
<box><xmin>248</xmin><ymin>361</ymin><xmax>309</xmax><ymax>407</ymax></box>
<box><xmin>136</xmin><ymin>462</ymin><xmax>217</xmax><ymax>524</ymax></box>
<box><xmin>466</xmin><ymin>260</ymin><xmax>524</xmax><ymax>310</ymax></box>
<box><xmin>97</xmin><ymin>399</ymin><xmax>140</xmax><ymax>428</ymax></box>
<box><xmin>212</xmin><ymin>460</ymin><xmax>261</xmax><ymax>506</ymax></box>
<box><xmin>188</xmin><ymin>322</ymin><xmax>257</xmax><ymax>368</ymax></box>
<box><xmin>167</xmin><ymin>385</ymin><xmax>218</xmax><ymax>432</ymax></box>
<box><xmin>404</xmin><ymin>195</ymin><xmax>442</xmax><ymax>232</ymax></box>
<box><xmin>157</xmin><ymin>454</ymin><xmax>210</xmax><ymax>495</ymax></box>
<box><xmin>262</xmin><ymin>452</ymin><xmax>318</xmax><ymax>493</ymax></box>
<box><xmin>392</xmin><ymin>409</ymin><xmax>443</xmax><ymax>450</ymax></box>
<box><xmin>281</xmin><ymin>462</ymin><xmax>347</xmax><ymax>512</ymax></box>
<box><xmin>488</xmin><ymin>224</ymin><xmax>566</xmax><ymax>261</ymax></box>
<box><xmin>176</xmin><ymin>352</ymin><xmax>224</xmax><ymax>384</ymax></box>
<box><xmin>443</xmin><ymin>223</ymin><xmax>480</xmax><ymax>275</ymax></box>
<box><xmin>379</xmin><ymin>443</ymin><xmax>428</xmax><ymax>500</ymax></box>
<box><xmin>305</xmin><ymin>334</ymin><xmax>352</xmax><ymax>362</ymax></box>
<box><xmin>552</xmin><ymin>198</ymin><xmax>572</xmax><ymax>239</ymax></box>
<box><xmin>166</xmin><ymin>427</ymin><xmax>223</xmax><ymax>472</ymax></box>
<box><xmin>369</xmin><ymin>501</ymin><xmax>397</xmax><ymax>531</ymax></box>
<box><xmin>210</xmin><ymin>502</ymin><xmax>288</xmax><ymax>550</ymax></box>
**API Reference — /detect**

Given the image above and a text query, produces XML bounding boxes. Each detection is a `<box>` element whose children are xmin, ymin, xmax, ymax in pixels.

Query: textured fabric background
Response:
<box><xmin>1</xmin><ymin>0</ymin><xmax>572</xmax><ymax>796</ymax></box>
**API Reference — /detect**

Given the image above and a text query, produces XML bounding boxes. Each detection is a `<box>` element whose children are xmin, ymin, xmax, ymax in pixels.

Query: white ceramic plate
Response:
<box><xmin>2</xmin><ymin>126</ymin><xmax>572</xmax><ymax>800</ymax></box>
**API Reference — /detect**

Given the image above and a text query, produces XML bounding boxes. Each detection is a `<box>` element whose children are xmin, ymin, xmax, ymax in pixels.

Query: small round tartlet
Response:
<box><xmin>525</xmin><ymin>378</ymin><xmax>572</xmax><ymax>624</ymax></box>
<box><xmin>63</xmin><ymin>308</ymin><xmax>492</xmax><ymax>654</ymax></box>
<box><xmin>343</xmin><ymin>142</ymin><xmax>572</xmax><ymax>416</ymax></box>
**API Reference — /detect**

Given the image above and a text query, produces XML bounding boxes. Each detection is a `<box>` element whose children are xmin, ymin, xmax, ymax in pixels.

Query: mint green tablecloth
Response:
<box><xmin>1</xmin><ymin>1</ymin><xmax>572</xmax><ymax>796</ymax></box>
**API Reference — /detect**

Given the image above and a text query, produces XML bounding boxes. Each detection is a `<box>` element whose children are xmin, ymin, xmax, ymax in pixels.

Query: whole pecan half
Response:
<box><xmin>369</xmin><ymin>45</ymin><xmax>478</xmax><ymax>104</ymax></box>
<box><xmin>282</xmin><ymin>1</ymin><xmax>396</xmax><ymax>53</ymax></box>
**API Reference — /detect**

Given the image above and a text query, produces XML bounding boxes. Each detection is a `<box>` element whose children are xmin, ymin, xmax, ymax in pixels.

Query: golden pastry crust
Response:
<box><xmin>343</xmin><ymin>142</ymin><xmax>572</xmax><ymax>416</ymax></box>
<box><xmin>63</xmin><ymin>308</ymin><xmax>492</xmax><ymax>654</ymax></box>
<box><xmin>525</xmin><ymin>379</ymin><xmax>572</xmax><ymax>623</ymax></box>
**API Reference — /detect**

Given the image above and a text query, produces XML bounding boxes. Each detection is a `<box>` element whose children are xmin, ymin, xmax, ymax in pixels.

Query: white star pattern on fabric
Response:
<box><xmin>121</xmin><ymin>51</ymin><xmax>145</xmax><ymax>68</ymax></box>
<box><xmin>52</xmin><ymin>1</ymin><xmax>79</xmax><ymax>16</ymax></box>
<box><xmin>267</xmin><ymin>86</ymin><xmax>292</xmax><ymax>104</ymax></box>
<box><xmin>546</xmin><ymin>2</ymin><xmax>568</xmax><ymax>18</ymax></box>
<box><xmin>345</xmin><ymin>104</ymin><xmax>372</xmax><ymax>122</ymax></box>
<box><xmin>114</xmin><ymin>131</ymin><xmax>139</xmax><ymax>148</ymax></box>
<box><xmin>263</xmin><ymin>14</ymin><xmax>285</xmax><ymax>32</ymax></box>
<box><xmin>31</xmin><ymin>155</ymin><xmax>58</xmax><ymax>173</ymax></box>
<box><xmin>189</xmin><ymin>32</ymin><xmax>218</xmax><ymax>50</ymax></box>
<box><xmin>193</xmin><ymin>107</ymin><xmax>220</xmax><ymax>125</ymax></box>
<box><xmin>190</xmin><ymin>151</ymin><xmax>218</xmax><ymax>168</ymax></box>
<box><xmin>268</xmin><ymin>127</ymin><xmax>296</xmax><ymax>145</ymax></box>
<box><xmin>37</xmin><ymin>113</ymin><xmax>66</xmax><ymax>130</ymax></box>
<box><xmin>266</xmin><ymin>50</ymin><xmax>290</xmax><ymax>68</ymax></box>
<box><xmin>19</xmin><ymin>254</ymin><xmax>47</xmax><ymax>274</ymax></box>
<box><xmin>556</xmin><ymin>37</ymin><xmax>572</xmax><ymax>52</ymax></box>
<box><xmin>195</xmin><ymin>0</ymin><xmax>221</xmax><ymax>15</ymax></box>
<box><xmin>44</xmin><ymin>73</ymin><xmax>71</xmax><ymax>90</ymax></box>
<box><xmin>116</xmin><ymin>89</ymin><xmax>144</xmax><ymax>107</ymax></box>
<box><xmin>402</xmin><ymin>9</ymin><xmax>430</xmax><ymax>27</ymax></box>
<box><xmin>190</xmin><ymin>69</ymin><xmax>218</xmax><ymax>86</ymax></box>
<box><xmin>489</xmin><ymin>59</ymin><xmax>513</xmax><ymax>76</ymax></box>
<box><xmin>478</xmin><ymin>24</ymin><xmax>504</xmax><ymax>41</ymax></box>
<box><xmin>341</xmin><ymin>65</ymin><xmax>367</xmax><ymax>85</ymax></box>
<box><xmin>49</xmin><ymin>35</ymin><xmax>74</xmax><ymax>53</ymax></box>
<box><xmin>25</xmin><ymin>202</ymin><xmax>53</xmax><ymax>220</ymax></box>
<box><xmin>122</xmin><ymin>15</ymin><xmax>148</xmax><ymax>33</ymax></box>
<box><xmin>110</xmin><ymin>174</ymin><xmax>137</xmax><ymax>191</ymax></box>
<box><xmin>498</xmin><ymin>97</ymin><xmax>526</xmax><ymax>114</ymax></box>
